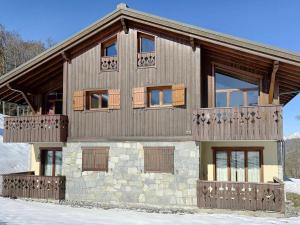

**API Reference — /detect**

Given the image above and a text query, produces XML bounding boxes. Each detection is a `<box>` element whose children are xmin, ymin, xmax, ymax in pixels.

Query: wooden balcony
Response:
<box><xmin>3</xmin><ymin>115</ymin><xmax>68</xmax><ymax>143</ymax></box>
<box><xmin>1</xmin><ymin>174</ymin><xmax>65</xmax><ymax>200</ymax></box>
<box><xmin>137</xmin><ymin>52</ymin><xmax>155</xmax><ymax>67</ymax></box>
<box><xmin>101</xmin><ymin>56</ymin><xmax>118</xmax><ymax>71</ymax></box>
<box><xmin>197</xmin><ymin>178</ymin><xmax>284</xmax><ymax>212</ymax></box>
<box><xmin>192</xmin><ymin>105</ymin><xmax>283</xmax><ymax>141</ymax></box>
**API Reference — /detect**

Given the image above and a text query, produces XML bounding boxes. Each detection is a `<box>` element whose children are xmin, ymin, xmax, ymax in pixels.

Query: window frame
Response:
<box><xmin>40</xmin><ymin>148</ymin><xmax>62</xmax><ymax>177</ymax></box>
<box><xmin>215</xmin><ymin>71</ymin><xmax>260</xmax><ymax>107</ymax></box>
<box><xmin>82</xmin><ymin>147</ymin><xmax>109</xmax><ymax>172</ymax></box>
<box><xmin>147</xmin><ymin>86</ymin><xmax>172</xmax><ymax>108</ymax></box>
<box><xmin>138</xmin><ymin>33</ymin><xmax>155</xmax><ymax>53</ymax></box>
<box><xmin>144</xmin><ymin>146</ymin><xmax>174</xmax><ymax>174</ymax></box>
<box><xmin>212</xmin><ymin>147</ymin><xmax>264</xmax><ymax>183</ymax></box>
<box><xmin>101</xmin><ymin>37</ymin><xmax>117</xmax><ymax>57</ymax></box>
<box><xmin>86</xmin><ymin>90</ymin><xmax>109</xmax><ymax>111</ymax></box>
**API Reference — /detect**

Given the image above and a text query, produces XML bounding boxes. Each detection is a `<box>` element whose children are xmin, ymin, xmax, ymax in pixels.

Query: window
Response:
<box><xmin>138</xmin><ymin>34</ymin><xmax>155</xmax><ymax>53</ymax></box>
<box><xmin>148</xmin><ymin>86</ymin><xmax>172</xmax><ymax>107</ymax></box>
<box><xmin>82</xmin><ymin>147</ymin><xmax>109</xmax><ymax>172</ymax></box>
<box><xmin>86</xmin><ymin>90</ymin><xmax>108</xmax><ymax>110</ymax></box>
<box><xmin>215</xmin><ymin>72</ymin><xmax>259</xmax><ymax>107</ymax></box>
<box><xmin>144</xmin><ymin>147</ymin><xmax>174</xmax><ymax>173</ymax></box>
<box><xmin>102</xmin><ymin>39</ymin><xmax>117</xmax><ymax>57</ymax></box>
<box><xmin>214</xmin><ymin>148</ymin><xmax>262</xmax><ymax>183</ymax></box>
<box><xmin>45</xmin><ymin>90</ymin><xmax>63</xmax><ymax>115</ymax></box>
<box><xmin>40</xmin><ymin>149</ymin><xmax>62</xmax><ymax>176</ymax></box>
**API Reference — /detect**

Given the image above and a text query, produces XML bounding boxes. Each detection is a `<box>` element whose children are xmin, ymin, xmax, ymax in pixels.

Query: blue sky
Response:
<box><xmin>1</xmin><ymin>0</ymin><xmax>300</xmax><ymax>136</ymax></box>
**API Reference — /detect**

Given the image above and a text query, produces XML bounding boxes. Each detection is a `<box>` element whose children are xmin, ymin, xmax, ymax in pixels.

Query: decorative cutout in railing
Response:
<box><xmin>192</xmin><ymin>105</ymin><xmax>283</xmax><ymax>141</ymax></box>
<box><xmin>137</xmin><ymin>52</ymin><xmax>155</xmax><ymax>67</ymax></box>
<box><xmin>197</xmin><ymin>180</ymin><xmax>285</xmax><ymax>212</ymax></box>
<box><xmin>101</xmin><ymin>56</ymin><xmax>118</xmax><ymax>71</ymax></box>
<box><xmin>2</xmin><ymin>175</ymin><xmax>66</xmax><ymax>200</ymax></box>
<box><xmin>3</xmin><ymin>115</ymin><xmax>68</xmax><ymax>143</ymax></box>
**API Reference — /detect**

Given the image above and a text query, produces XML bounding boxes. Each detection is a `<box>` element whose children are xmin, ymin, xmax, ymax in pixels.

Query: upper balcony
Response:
<box><xmin>192</xmin><ymin>105</ymin><xmax>283</xmax><ymax>141</ymax></box>
<box><xmin>3</xmin><ymin>114</ymin><xmax>68</xmax><ymax>143</ymax></box>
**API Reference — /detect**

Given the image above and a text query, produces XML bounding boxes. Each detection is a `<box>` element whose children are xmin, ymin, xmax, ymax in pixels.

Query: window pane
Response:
<box><xmin>230</xmin><ymin>151</ymin><xmax>245</xmax><ymax>182</ymax></box>
<box><xmin>55</xmin><ymin>151</ymin><xmax>63</xmax><ymax>176</ymax></box>
<box><xmin>216</xmin><ymin>152</ymin><xmax>228</xmax><ymax>181</ymax></box>
<box><xmin>141</xmin><ymin>37</ymin><xmax>155</xmax><ymax>52</ymax></box>
<box><xmin>91</xmin><ymin>93</ymin><xmax>100</xmax><ymax>109</ymax></box>
<box><xmin>105</xmin><ymin>43</ymin><xmax>117</xmax><ymax>56</ymax></box>
<box><xmin>216</xmin><ymin>73</ymin><xmax>258</xmax><ymax>90</ymax></box>
<box><xmin>150</xmin><ymin>90</ymin><xmax>160</xmax><ymax>105</ymax></box>
<box><xmin>163</xmin><ymin>89</ymin><xmax>172</xmax><ymax>105</ymax></box>
<box><xmin>248</xmin><ymin>151</ymin><xmax>260</xmax><ymax>183</ymax></box>
<box><xmin>248</xmin><ymin>90</ymin><xmax>259</xmax><ymax>106</ymax></box>
<box><xmin>101</xmin><ymin>93</ymin><xmax>108</xmax><ymax>108</ymax></box>
<box><xmin>44</xmin><ymin>151</ymin><xmax>53</xmax><ymax>176</ymax></box>
<box><xmin>230</xmin><ymin>91</ymin><xmax>244</xmax><ymax>107</ymax></box>
<box><xmin>216</xmin><ymin>92</ymin><xmax>227</xmax><ymax>107</ymax></box>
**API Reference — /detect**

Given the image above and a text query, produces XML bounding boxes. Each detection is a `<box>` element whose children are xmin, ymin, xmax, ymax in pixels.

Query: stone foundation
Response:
<box><xmin>63</xmin><ymin>141</ymin><xmax>199</xmax><ymax>208</ymax></box>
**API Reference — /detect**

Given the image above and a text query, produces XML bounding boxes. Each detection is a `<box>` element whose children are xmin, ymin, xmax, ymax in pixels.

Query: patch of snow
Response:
<box><xmin>285</xmin><ymin>178</ymin><xmax>300</xmax><ymax>195</ymax></box>
<box><xmin>0</xmin><ymin>198</ymin><xmax>299</xmax><ymax>225</ymax></box>
<box><xmin>285</xmin><ymin>132</ymin><xmax>300</xmax><ymax>140</ymax></box>
<box><xmin>0</xmin><ymin>114</ymin><xmax>29</xmax><ymax>175</ymax></box>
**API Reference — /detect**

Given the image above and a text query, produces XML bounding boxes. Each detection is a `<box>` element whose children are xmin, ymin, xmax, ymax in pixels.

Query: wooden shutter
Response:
<box><xmin>132</xmin><ymin>87</ymin><xmax>146</xmax><ymax>108</ymax></box>
<box><xmin>82</xmin><ymin>147</ymin><xmax>109</xmax><ymax>171</ymax></box>
<box><xmin>172</xmin><ymin>84</ymin><xmax>185</xmax><ymax>106</ymax></box>
<box><xmin>73</xmin><ymin>90</ymin><xmax>85</xmax><ymax>111</ymax></box>
<box><xmin>108</xmin><ymin>89</ymin><xmax>121</xmax><ymax>109</ymax></box>
<box><xmin>144</xmin><ymin>147</ymin><xmax>174</xmax><ymax>173</ymax></box>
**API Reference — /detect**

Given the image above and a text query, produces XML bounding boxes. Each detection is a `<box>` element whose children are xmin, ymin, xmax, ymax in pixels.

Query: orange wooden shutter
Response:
<box><xmin>108</xmin><ymin>89</ymin><xmax>121</xmax><ymax>109</ymax></box>
<box><xmin>73</xmin><ymin>90</ymin><xmax>85</xmax><ymax>111</ymax></box>
<box><xmin>172</xmin><ymin>84</ymin><xmax>185</xmax><ymax>106</ymax></box>
<box><xmin>132</xmin><ymin>87</ymin><xmax>146</xmax><ymax>108</ymax></box>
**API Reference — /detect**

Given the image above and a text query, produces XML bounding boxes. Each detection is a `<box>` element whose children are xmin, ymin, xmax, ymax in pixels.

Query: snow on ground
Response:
<box><xmin>285</xmin><ymin>178</ymin><xmax>300</xmax><ymax>195</ymax></box>
<box><xmin>0</xmin><ymin>198</ymin><xmax>299</xmax><ymax>225</ymax></box>
<box><xmin>0</xmin><ymin>114</ymin><xmax>29</xmax><ymax>175</ymax></box>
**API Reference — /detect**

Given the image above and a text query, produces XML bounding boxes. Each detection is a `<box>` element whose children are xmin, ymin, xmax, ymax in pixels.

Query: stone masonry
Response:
<box><xmin>285</xmin><ymin>139</ymin><xmax>300</xmax><ymax>178</ymax></box>
<box><xmin>63</xmin><ymin>141</ymin><xmax>199</xmax><ymax>208</ymax></box>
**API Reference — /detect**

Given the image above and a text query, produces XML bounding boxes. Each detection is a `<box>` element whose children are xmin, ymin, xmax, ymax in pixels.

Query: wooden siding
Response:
<box><xmin>66</xmin><ymin>29</ymin><xmax>201</xmax><ymax>139</ymax></box>
<box><xmin>192</xmin><ymin>105</ymin><xmax>283</xmax><ymax>141</ymax></box>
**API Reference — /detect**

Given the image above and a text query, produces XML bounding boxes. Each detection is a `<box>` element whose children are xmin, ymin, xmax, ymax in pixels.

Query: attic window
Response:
<box><xmin>138</xmin><ymin>34</ymin><xmax>155</xmax><ymax>53</ymax></box>
<box><xmin>101</xmin><ymin>37</ymin><xmax>118</xmax><ymax>71</ymax></box>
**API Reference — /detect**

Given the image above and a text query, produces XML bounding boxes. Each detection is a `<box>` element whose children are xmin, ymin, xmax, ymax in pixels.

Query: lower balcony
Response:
<box><xmin>1</xmin><ymin>173</ymin><xmax>65</xmax><ymax>200</ymax></box>
<box><xmin>3</xmin><ymin>114</ymin><xmax>68</xmax><ymax>143</ymax></box>
<box><xmin>197</xmin><ymin>178</ymin><xmax>285</xmax><ymax>212</ymax></box>
<box><xmin>192</xmin><ymin>105</ymin><xmax>283</xmax><ymax>141</ymax></box>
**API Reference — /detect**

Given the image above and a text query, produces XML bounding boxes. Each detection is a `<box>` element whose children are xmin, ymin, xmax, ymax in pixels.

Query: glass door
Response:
<box><xmin>41</xmin><ymin>149</ymin><xmax>62</xmax><ymax>176</ymax></box>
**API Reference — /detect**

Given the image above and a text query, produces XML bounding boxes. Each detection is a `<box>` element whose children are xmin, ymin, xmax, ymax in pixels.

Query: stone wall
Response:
<box><xmin>285</xmin><ymin>139</ymin><xmax>300</xmax><ymax>178</ymax></box>
<box><xmin>0</xmin><ymin>175</ymin><xmax>2</xmax><ymax>196</ymax></box>
<box><xmin>63</xmin><ymin>141</ymin><xmax>199</xmax><ymax>208</ymax></box>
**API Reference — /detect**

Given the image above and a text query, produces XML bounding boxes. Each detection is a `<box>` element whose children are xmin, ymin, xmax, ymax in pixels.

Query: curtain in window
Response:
<box><xmin>44</xmin><ymin>151</ymin><xmax>53</xmax><ymax>176</ymax></box>
<box><xmin>230</xmin><ymin>151</ymin><xmax>245</xmax><ymax>182</ymax></box>
<box><xmin>216</xmin><ymin>151</ymin><xmax>228</xmax><ymax>181</ymax></box>
<box><xmin>55</xmin><ymin>151</ymin><xmax>63</xmax><ymax>176</ymax></box>
<box><xmin>248</xmin><ymin>151</ymin><xmax>260</xmax><ymax>182</ymax></box>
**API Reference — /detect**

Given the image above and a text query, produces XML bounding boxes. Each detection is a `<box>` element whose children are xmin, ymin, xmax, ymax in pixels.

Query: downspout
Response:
<box><xmin>6</xmin><ymin>83</ymin><xmax>36</xmax><ymax>114</ymax></box>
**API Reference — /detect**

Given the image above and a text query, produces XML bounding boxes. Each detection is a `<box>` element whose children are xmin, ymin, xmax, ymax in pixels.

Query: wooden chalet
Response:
<box><xmin>1</xmin><ymin>3</ymin><xmax>299</xmax><ymax>212</ymax></box>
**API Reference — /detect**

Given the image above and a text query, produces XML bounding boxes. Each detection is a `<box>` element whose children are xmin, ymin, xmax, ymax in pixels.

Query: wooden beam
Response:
<box><xmin>269</xmin><ymin>61</ymin><xmax>279</xmax><ymax>104</ymax></box>
<box><xmin>6</xmin><ymin>84</ymin><xmax>36</xmax><ymax>114</ymax></box>
<box><xmin>61</xmin><ymin>51</ymin><xmax>71</xmax><ymax>62</ymax></box>
<box><xmin>190</xmin><ymin>37</ymin><xmax>195</xmax><ymax>51</ymax></box>
<box><xmin>121</xmin><ymin>18</ymin><xmax>128</xmax><ymax>34</ymax></box>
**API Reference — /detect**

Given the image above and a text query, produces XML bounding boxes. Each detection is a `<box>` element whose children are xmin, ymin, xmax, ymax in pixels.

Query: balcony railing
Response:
<box><xmin>3</xmin><ymin>115</ymin><xmax>68</xmax><ymax>143</ymax></box>
<box><xmin>197</xmin><ymin>178</ymin><xmax>284</xmax><ymax>212</ymax></box>
<box><xmin>192</xmin><ymin>105</ymin><xmax>283</xmax><ymax>141</ymax></box>
<box><xmin>137</xmin><ymin>52</ymin><xmax>155</xmax><ymax>67</ymax></box>
<box><xmin>1</xmin><ymin>174</ymin><xmax>66</xmax><ymax>200</ymax></box>
<box><xmin>101</xmin><ymin>56</ymin><xmax>118</xmax><ymax>71</ymax></box>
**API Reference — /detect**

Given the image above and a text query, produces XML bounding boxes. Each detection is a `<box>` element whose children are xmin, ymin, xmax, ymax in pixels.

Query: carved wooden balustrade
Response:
<box><xmin>197</xmin><ymin>179</ymin><xmax>285</xmax><ymax>212</ymax></box>
<box><xmin>137</xmin><ymin>52</ymin><xmax>155</xmax><ymax>67</ymax></box>
<box><xmin>3</xmin><ymin>115</ymin><xmax>68</xmax><ymax>143</ymax></box>
<box><xmin>192</xmin><ymin>105</ymin><xmax>283</xmax><ymax>141</ymax></box>
<box><xmin>2</xmin><ymin>174</ymin><xmax>66</xmax><ymax>200</ymax></box>
<box><xmin>101</xmin><ymin>56</ymin><xmax>118</xmax><ymax>71</ymax></box>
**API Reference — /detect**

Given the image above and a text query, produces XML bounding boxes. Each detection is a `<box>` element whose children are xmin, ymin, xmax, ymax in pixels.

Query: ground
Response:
<box><xmin>0</xmin><ymin>198</ymin><xmax>300</xmax><ymax>225</ymax></box>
